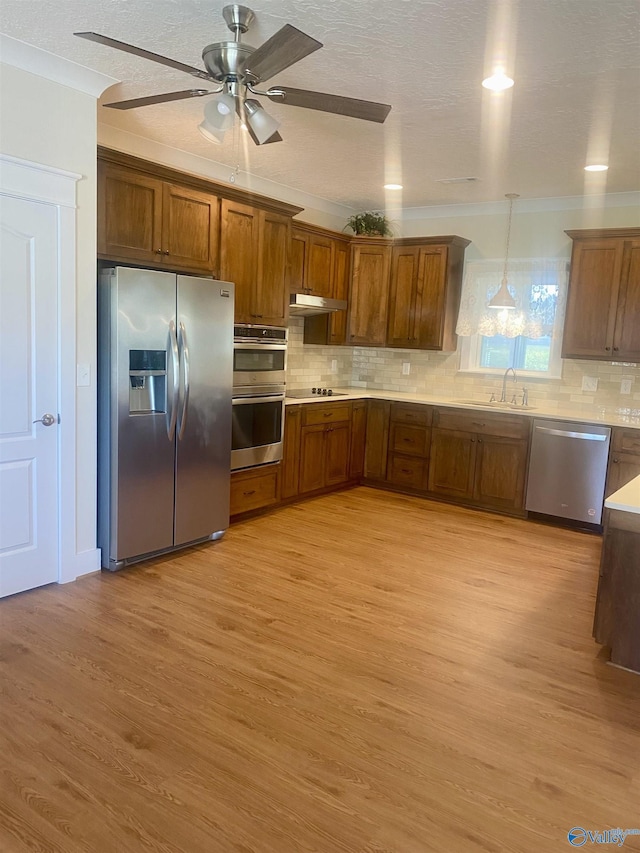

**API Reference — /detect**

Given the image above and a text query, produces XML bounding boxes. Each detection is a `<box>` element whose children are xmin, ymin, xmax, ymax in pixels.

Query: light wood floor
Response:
<box><xmin>1</xmin><ymin>488</ymin><xmax>639</xmax><ymax>853</ymax></box>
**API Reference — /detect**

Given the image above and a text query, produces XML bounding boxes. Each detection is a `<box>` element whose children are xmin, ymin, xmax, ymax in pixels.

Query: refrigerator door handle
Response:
<box><xmin>166</xmin><ymin>320</ymin><xmax>180</xmax><ymax>441</ymax></box>
<box><xmin>177</xmin><ymin>321</ymin><xmax>191</xmax><ymax>441</ymax></box>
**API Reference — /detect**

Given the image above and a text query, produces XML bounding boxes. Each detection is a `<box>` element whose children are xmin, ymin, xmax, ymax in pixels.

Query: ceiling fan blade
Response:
<box><xmin>267</xmin><ymin>86</ymin><xmax>391</xmax><ymax>123</ymax></box>
<box><xmin>103</xmin><ymin>89</ymin><xmax>213</xmax><ymax>110</ymax></box>
<box><xmin>74</xmin><ymin>32</ymin><xmax>212</xmax><ymax>81</ymax></box>
<box><xmin>243</xmin><ymin>24</ymin><xmax>322</xmax><ymax>83</ymax></box>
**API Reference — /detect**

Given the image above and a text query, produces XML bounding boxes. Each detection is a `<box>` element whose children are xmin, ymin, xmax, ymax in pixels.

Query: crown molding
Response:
<box><xmin>388</xmin><ymin>192</ymin><xmax>640</xmax><ymax>221</ymax></box>
<box><xmin>0</xmin><ymin>33</ymin><xmax>117</xmax><ymax>97</ymax></box>
<box><xmin>97</xmin><ymin>123</ymin><xmax>354</xmax><ymax>225</ymax></box>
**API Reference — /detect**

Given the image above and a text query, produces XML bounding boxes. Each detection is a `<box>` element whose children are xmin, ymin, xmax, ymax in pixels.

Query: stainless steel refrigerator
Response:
<box><xmin>98</xmin><ymin>267</ymin><xmax>234</xmax><ymax>570</ymax></box>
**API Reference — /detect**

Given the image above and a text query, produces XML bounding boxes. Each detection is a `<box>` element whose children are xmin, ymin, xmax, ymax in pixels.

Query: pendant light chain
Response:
<box><xmin>501</xmin><ymin>193</ymin><xmax>519</xmax><ymax>286</ymax></box>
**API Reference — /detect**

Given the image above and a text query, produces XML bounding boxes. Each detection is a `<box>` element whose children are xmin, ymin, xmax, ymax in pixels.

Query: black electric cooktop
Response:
<box><xmin>286</xmin><ymin>388</ymin><xmax>348</xmax><ymax>398</ymax></box>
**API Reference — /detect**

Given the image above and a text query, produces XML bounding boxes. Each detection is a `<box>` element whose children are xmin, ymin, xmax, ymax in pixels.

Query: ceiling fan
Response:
<box><xmin>75</xmin><ymin>4</ymin><xmax>392</xmax><ymax>146</ymax></box>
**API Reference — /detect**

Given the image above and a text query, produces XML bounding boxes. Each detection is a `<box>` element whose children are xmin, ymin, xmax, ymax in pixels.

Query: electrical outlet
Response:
<box><xmin>330</xmin><ymin>359</ymin><xmax>338</xmax><ymax>374</ymax></box>
<box><xmin>581</xmin><ymin>376</ymin><xmax>598</xmax><ymax>392</ymax></box>
<box><xmin>621</xmin><ymin>378</ymin><xmax>633</xmax><ymax>394</ymax></box>
<box><xmin>402</xmin><ymin>362</ymin><xmax>411</xmax><ymax>376</ymax></box>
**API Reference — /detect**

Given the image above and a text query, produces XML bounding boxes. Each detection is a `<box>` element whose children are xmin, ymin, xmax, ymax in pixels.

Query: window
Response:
<box><xmin>456</xmin><ymin>259</ymin><xmax>568</xmax><ymax>378</ymax></box>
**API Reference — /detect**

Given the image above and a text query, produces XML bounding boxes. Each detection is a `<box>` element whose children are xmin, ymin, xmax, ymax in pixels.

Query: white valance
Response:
<box><xmin>455</xmin><ymin>258</ymin><xmax>569</xmax><ymax>339</ymax></box>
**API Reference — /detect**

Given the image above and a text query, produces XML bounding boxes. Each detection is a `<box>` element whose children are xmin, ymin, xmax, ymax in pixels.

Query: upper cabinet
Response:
<box><xmin>98</xmin><ymin>161</ymin><xmax>219</xmax><ymax>276</ymax></box>
<box><xmin>347</xmin><ymin>238</ymin><xmax>393</xmax><ymax>346</ymax></box>
<box><xmin>97</xmin><ymin>149</ymin><xmax>302</xmax><ymax>322</ymax></box>
<box><xmin>220</xmin><ymin>200</ymin><xmax>291</xmax><ymax>327</ymax></box>
<box><xmin>387</xmin><ymin>236</ymin><xmax>470</xmax><ymax>350</ymax></box>
<box><xmin>562</xmin><ymin>228</ymin><xmax>640</xmax><ymax>361</ymax></box>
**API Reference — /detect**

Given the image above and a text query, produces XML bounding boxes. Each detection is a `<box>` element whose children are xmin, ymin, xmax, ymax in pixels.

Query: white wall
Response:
<box><xmin>0</xmin><ymin>60</ymin><xmax>107</xmax><ymax>569</ymax></box>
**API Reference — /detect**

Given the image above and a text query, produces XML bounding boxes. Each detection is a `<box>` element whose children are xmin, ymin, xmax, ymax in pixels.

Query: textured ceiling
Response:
<box><xmin>1</xmin><ymin>0</ymin><xmax>639</xmax><ymax>210</ymax></box>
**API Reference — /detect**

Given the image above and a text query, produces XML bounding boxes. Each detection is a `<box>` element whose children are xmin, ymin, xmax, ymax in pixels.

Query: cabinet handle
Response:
<box><xmin>613</xmin><ymin>346</ymin><xmax>619</xmax><ymax>352</ymax></box>
<box><xmin>613</xmin><ymin>458</ymin><xmax>619</xmax><ymax>463</ymax></box>
<box><xmin>401</xmin><ymin>468</ymin><xmax>412</xmax><ymax>474</ymax></box>
<box><xmin>605</xmin><ymin>346</ymin><xmax>611</xmax><ymax>351</ymax></box>
<box><xmin>471</xmin><ymin>438</ymin><xmax>476</xmax><ymax>442</ymax></box>
<box><xmin>164</xmin><ymin>250</ymin><xmax>170</xmax><ymax>255</ymax></box>
<box><xmin>250</xmin><ymin>313</ymin><xmax>263</xmax><ymax>319</ymax></box>
<box><xmin>155</xmin><ymin>248</ymin><xmax>163</xmax><ymax>254</ymax></box>
<box><xmin>402</xmin><ymin>437</ymin><xmax>414</xmax><ymax>443</ymax></box>
<box><xmin>471</xmin><ymin>421</ymin><xmax>486</xmax><ymax>427</ymax></box>
<box><xmin>478</xmin><ymin>438</ymin><xmax>483</xmax><ymax>443</ymax></box>
<box><xmin>243</xmin><ymin>489</ymin><xmax>256</xmax><ymax>496</ymax></box>
<box><xmin>323</xmin><ymin>412</ymin><xmax>333</xmax><ymax>417</ymax></box>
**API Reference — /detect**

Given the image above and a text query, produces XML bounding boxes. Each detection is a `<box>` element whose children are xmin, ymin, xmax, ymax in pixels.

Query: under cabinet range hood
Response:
<box><xmin>288</xmin><ymin>293</ymin><xmax>348</xmax><ymax>317</ymax></box>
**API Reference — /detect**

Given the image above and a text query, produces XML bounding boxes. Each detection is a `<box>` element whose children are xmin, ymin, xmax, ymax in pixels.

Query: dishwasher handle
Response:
<box><xmin>534</xmin><ymin>426</ymin><xmax>608</xmax><ymax>441</ymax></box>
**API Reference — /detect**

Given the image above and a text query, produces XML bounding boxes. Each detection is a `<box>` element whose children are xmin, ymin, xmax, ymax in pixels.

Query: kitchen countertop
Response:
<box><xmin>285</xmin><ymin>387</ymin><xmax>640</xmax><ymax>430</ymax></box>
<box><xmin>605</xmin><ymin>475</ymin><xmax>640</xmax><ymax>515</ymax></box>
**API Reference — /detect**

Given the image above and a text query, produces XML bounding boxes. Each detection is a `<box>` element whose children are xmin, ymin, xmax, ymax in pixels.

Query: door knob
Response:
<box><xmin>33</xmin><ymin>413</ymin><xmax>57</xmax><ymax>426</ymax></box>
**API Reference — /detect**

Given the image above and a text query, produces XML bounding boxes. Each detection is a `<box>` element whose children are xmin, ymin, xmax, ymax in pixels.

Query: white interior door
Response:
<box><xmin>0</xmin><ymin>195</ymin><xmax>59</xmax><ymax>597</ymax></box>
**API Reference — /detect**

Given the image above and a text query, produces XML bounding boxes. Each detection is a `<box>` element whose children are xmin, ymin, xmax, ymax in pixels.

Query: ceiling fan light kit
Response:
<box><xmin>76</xmin><ymin>4</ymin><xmax>391</xmax><ymax>147</ymax></box>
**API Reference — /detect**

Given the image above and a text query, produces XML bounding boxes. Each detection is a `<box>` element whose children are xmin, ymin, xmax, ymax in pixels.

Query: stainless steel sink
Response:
<box><xmin>452</xmin><ymin>398</ymin><xmax>536</xmax><ymax>411</ymax></box>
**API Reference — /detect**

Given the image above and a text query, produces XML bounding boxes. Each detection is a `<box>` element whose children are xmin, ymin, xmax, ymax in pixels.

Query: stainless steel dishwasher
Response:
<box><xmin>525</xmin><ymin>419</ymin><xmax>611</xmax><ymax>525</ymax></box>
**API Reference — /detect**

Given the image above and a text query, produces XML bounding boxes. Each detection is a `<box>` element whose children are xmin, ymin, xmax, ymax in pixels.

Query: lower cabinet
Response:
<box><xmin>593</xmin><ymin>509</ymin><xmax>640</xmax><ymax>673</ymax></box>
<box><xmin>299</xmin><ymin>403</ymin><xmax>351</xmax><ymax>494</ymax></box>
<box><xmin>230</xmin><ymin>463</ymin><xmax>280</xmax><ymax>516</ymax></box>
<box><xmin>386</xmin><ymin>403</ymin><xmax>432</xmax><ymax>491</ymax></box>
<box><xmin>428</xmin><ymin>408</ymin><xmax>530</xmax><ymax>513</ymax></box>
<box><xmin>349</xmin><ymin>400</ymin><xmax>367</xmax><ymax>479</ymax></box>
<box><xmin>605</xmin><ymin>428</ymin><xmax>640</xmax><ymax>497</ymax></box>
<box><xmin>364</xmin><ymin>400</ymin><xmax>391</xmax><ymax>481</ymax></box>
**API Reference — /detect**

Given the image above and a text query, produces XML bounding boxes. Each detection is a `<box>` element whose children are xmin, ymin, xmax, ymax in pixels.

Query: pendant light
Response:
<box><xmin>489</xmin><ymin>193</ymin><xmax>519</xmax><ymax>310</ymax></box>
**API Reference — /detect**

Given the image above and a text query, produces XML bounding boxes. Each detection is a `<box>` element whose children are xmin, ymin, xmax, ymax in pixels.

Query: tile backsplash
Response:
<box><xmin>286</xmin><ymin>317</ymin><xmax>640</xmax><ymax>415</ymax></box>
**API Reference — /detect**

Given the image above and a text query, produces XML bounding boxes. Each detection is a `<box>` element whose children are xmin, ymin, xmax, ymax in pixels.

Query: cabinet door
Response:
<box><xmin>98</xmin><ymin>163</ymin><xmax>163</xmax><ymax>263</ymax></box>
<box><xmin>162</xmin><ymin>183</ymin><xmax>219</xmax><ymax>275</ymax></box>
<box><xmin>325</xmin><ymin>423</ymin><xmax>351</xmax><ymax>486</ymax></box>
<box><xmin>306</xmin><ymin>234</ymin><xmax>335</xmax><ymax>298</ymax></box>
<box><xmin>428</xmin><ymin>428</ymin><xmax>475</xmax><ymax>500</ymax></box>
<box><xmin>220</xmin><ymin>200</ymin><xmax>258</xmax><ymax>323</ymax></box>
<box><xmin>299</xmin><ymin>424</ymin><xmax>327</xmax><ymax>493</ymax></box>
<box><xmin>562</xmin><ymin>239</ymin><xmax>623</xmax><ymax>358</ymax></box>
<box><xmin>415</xmin><ymin>246</ymin><xmax>449</xmax><ymax>349</ymax></box>
<box><xmin>606</xmin><ymin>452</ymin><xmax>640</xmax><ymax>498</ymax></box>
<box><xmin>349</xmin><ymin>400</ymin><xmax>367</xmax><ymax>479</ymax></box>
<box><xmin>281</xmin><ymin>406</ymin><xmax>302</xmax><ymax>499</ymax></box>
<box><xmin>387</xmin><ymin>246</ymin><xmax>419</xmax><ymax>348</ymax></box>
<box><xmin>612</xmin><ymin>240</ymin><xmax>640</xmax><ymax>361</ymax></box>
<box><xmin>290</xmin><ymin>228</ymin><xmax>308</xmax><ymax>292</ymax></box>
<box><xmin>364</xmin><ymin>400</ymin><xmax>391</xmax><ymax>480</ymax></box>
<box><xmin>347</xmin><ymin>242</ymin><xmax>391</xmax><ymax>346</ymax></box>
<box><xmin>257</xmin><ymin>210</ymin><xmax>289</xmax><ymax>326</ymax></box>
<box><xmin>329</xmin><ymin>240</ymin><xmax>350</xmax><ymax>345</ymax></box>
<box><xmin>473</xmin><ymin>435</ymin><xmax>528</xmax><ymax>511</ymax></box>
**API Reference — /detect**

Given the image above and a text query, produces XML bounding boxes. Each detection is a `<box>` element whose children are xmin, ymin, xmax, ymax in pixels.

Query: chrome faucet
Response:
<box><xmin>500</xmin><ymin>367</ymin><xmax>517</xmax><ymax>403</ymax></box>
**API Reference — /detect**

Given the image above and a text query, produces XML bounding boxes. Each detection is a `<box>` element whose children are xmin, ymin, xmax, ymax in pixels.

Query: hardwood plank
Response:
<box><xmin>1</xmin><ymin>489</ymin><xmax>640</xmax><ymax>852</ymax></box>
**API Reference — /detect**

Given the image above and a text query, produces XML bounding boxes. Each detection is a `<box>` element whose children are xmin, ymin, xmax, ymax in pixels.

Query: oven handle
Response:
<box><xmin>233</xmin><ymin>342</ymin><xmax>287</xmax><ymax>351</ymax></box>
<box><xmin>232</xmin><ymin>395</ymin><xmax>285</xmax><ymax>406</ymax></box>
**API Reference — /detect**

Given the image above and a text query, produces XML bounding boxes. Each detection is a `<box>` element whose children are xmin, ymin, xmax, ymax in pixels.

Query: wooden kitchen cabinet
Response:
<box><xmin>363</xmin><ymin>400</ymin><xmax>391</xmax><ymax>481</ymax></box>
<box><xmin>304</xmin><ymin>240</ymin><xmax>351</xmax><ymax>346</ymax></box>
<box><xmin>428</xmin><ymin>408</ymin><xmax>530</xmax><ymax>513</ymax></box>
<box><xmin>347</xmin><ymin>238</ymin><xmax>393</xmax><ymax>346</ymax></box>
<box><xmin>605</xmin><ymin>428</ymin><xmax>640</xmax><ymax>498</ymax></box>
<box><xmin>299</xmin><ymin>402</ymin><xmax>352</xmax><ymax>494</ymax></box>
<box><xmin>562</xmin><ymin>228</ymin><xmax>640</xmax><ymax>361</ymax></box>
<box><xmin>230</xmin><ymin>463</ymin><xmax>280</xmax><ymax>516</ymax></box>
<box><xmin>220</xmin><ymin>199</ymin><xmax>290</xmax><ymax>326</ymax></box>
<box><xmin>281</xmin><ymin>405</ymin><xmax>302</xmax><ymax>499</ymax></box>
<box><xmin>386</xmin><ymin>403</ymin><xmax>433</xmax><ymax>491</ymax></box>
<box><xmin>98</xmin><ymin>161</ymin><xmax>219</xmax><ymax>275</ymax></box>
<box><xmin>349</xmin><ymin>400</ymin><xmax>367</xmax><ymax>479</ymax></box>
<box><xmin>386</xmin><ymin>237</ymin><xmax>470</xmax><ymax>350</ymax></box>
<box><xmin>593</xmin><ymin>508</ymin><xmax>640</xmax><ymax>673</ymax></box>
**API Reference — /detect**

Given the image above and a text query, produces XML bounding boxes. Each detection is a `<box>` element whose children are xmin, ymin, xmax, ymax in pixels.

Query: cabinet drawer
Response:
<box><xmin>390</xmin><ymin>402</ymin><xmax>432</xmax><ymax>426</ymax></box>
<box><xmin>230</xmin><ymin>464</ymin><xmax>279</xmax><ymax>515</ymax></box>
<box><xmin>434</xmin><ymin>408</ymin><xmax>529</xmax><ymax>439</ymax></box>
<box><xmin>612</xmin><ymin>428</ymin><xmax>640</xmax><ymax>455</ymax></box>
<box><xmin>389</xmin><ymin>423</ymin><xmax>430</xmax><ymax>457</ymax></box>
<box><xmin>302</xmin><ymin>402</ymin><xmax>351</xmax><ymax>426</ymax></box>
<box><xmin>388</xmin><ymin>454</ymin><xmax>427</xmax><ymax>490</ymax></box>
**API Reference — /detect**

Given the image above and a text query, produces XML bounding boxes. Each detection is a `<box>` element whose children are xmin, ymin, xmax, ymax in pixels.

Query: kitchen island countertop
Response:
<box><xmin>604</xmin><ymin>475</ymin><xmax>640</xmax><ymax>515</ymax></box>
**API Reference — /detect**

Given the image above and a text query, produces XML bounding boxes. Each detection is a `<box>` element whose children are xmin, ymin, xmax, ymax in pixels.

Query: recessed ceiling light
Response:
<box><xmin>384</xmin><ymin>183</ymin><xmax>403</xmax><ymax>190</ymax></box>
<box><xmin>584</xmin><ymin>164</ymin><xmax>609</xmax><ymax>172</ymax></box>
<box><xmin>482</xmin><ymin>72</ymin><xmax>515</xmax><ymax>92</ymax></box>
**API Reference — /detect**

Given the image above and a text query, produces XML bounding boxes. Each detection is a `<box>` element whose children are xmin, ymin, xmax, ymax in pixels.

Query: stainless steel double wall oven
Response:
<box><xmin>231</xmin><ymin>325</ymin><xmax>287</xmax><ymax>470</ymax></box>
